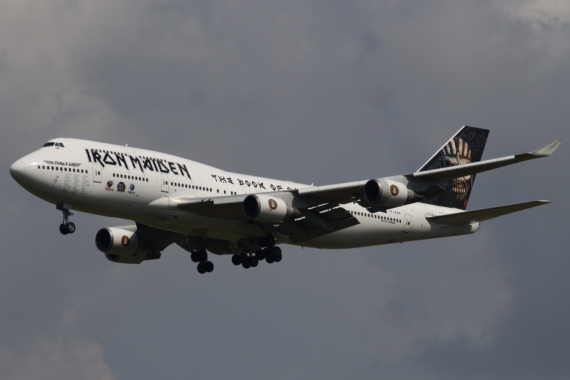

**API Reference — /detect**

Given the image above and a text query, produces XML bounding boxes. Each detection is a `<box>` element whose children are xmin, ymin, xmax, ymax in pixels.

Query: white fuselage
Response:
<box><xmin>10</xmin><ymin>138</ymin><xmax>478</xmax><ymax>250</ymax></box>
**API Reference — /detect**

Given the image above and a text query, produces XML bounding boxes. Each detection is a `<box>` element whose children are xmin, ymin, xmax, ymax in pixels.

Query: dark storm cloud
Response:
<box><xmin>1</xmin><ymin>0</ymin><xmax>569</xmax><ymax>379</ymax></box>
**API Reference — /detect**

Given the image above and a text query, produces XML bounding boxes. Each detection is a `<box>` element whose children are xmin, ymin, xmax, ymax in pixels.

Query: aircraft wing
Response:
<box><xmin>411</xmin><ymin>140</ymin><xmax>561</xmax><ymax>182</ymax></box>
<box><xmin>172</xmin><ymin>194</ymin><xmax>360</xmax><ymax>243</ymax></box>
<box><xmin>275</xmin><ymin>140</ymin><xmax>561</xmax><ymax>206</ymax></box>
<box><xmin>426</xmin><ymin>200</ymin><xmax>550</xmax><ymax>226</ymax></box>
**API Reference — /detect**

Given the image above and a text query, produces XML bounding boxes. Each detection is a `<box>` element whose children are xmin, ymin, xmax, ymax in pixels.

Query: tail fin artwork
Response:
<box><xmin>418</xmin><ymin>126</ymin><xmax>490</xmax><ymax>210</ymax></box>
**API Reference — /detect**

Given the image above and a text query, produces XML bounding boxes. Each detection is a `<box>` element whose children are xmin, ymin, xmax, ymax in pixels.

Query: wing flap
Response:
<box><xmin>427</xmin><ymin>200</ymin><xmax>550</xmax><ymax>226</ymax></box>
<box><xmin>276</xmin><ymin>207</ymin><xmax>359</xmax><ymax>243</ymax></box>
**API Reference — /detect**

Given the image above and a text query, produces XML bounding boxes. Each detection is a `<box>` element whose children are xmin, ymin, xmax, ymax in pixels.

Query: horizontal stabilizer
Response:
<box><xmin>427</xmin><ymin>200</ymin><xmax>550</xmax><ymax>226</ymax></box>
<box><xmin>413</xmin><ymin>140</ymin><xmax>561</xmax><ymax>182</ymax></box>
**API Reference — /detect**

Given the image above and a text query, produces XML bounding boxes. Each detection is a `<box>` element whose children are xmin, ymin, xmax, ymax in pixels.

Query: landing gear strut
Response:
<box><xmin>57</xmin><ymin>204</ymin><xmax>75</xmax><ymax>235</ymax></box>
<box><xmin>191</xmin><ymin>249</ymin><xmax>214</xmax><ymax>274</ymax></box>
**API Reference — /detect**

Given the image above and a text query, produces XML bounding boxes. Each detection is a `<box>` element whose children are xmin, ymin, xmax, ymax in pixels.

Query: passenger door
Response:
<box><xmin>403</xmin><ymin>214</ymin><xmax>412</xmax><ymax>233</ymax></box>
<box><xmin>161</xmin><ymin>174</ymin><xmax>169</xmax><ymax>193</ymax></box>
<box><xmin>92</xmin><ymin>164</ymin><xmax>102</xmax><ymax>183</ymax></box>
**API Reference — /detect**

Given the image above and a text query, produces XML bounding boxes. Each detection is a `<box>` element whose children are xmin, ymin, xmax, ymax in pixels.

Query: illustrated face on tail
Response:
<box><xmin>418</xmin><ymin>126</ymin><xmax>489</xmax><ymax>209</ymax></box>
<box><xmin>444</xmin><ymin>137</ymin><xmax>473</xmax><ymax>202</ymax></box>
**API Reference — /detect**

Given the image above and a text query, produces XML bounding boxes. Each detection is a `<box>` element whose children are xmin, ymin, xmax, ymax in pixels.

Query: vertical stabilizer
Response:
<box><xmin>418</xmin><ymin>126</ymin><xmax>489</xmax><ymax>210</ymax></box>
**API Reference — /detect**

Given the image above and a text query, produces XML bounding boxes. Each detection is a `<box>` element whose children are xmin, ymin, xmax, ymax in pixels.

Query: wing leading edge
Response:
<box><xmin>412</xmin><ymin>139</ymin><xmax>561</xmax><ymax>182</ymax></box>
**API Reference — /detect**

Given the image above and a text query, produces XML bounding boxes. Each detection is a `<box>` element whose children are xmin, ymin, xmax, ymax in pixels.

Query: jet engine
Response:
<box><xmin>363</xmin><ymin>179</ymin><xmax>418</xmax><ymax>207</ymax></box>
<box><xmin>243</xmin><ymin>194</ymin><xmax>300</xmax><ymax>223</ymax></box>
<box><xmin>95</xmin><ymin>227</ymin><xmax>160</xmax><ymax>264</ymax></box>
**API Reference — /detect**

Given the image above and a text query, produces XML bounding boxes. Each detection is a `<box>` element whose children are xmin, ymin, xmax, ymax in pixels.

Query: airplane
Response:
<box><xmin>9</xmin><ymin>126</ymin><xmax>560</xmax><ymax>274</ymax></box>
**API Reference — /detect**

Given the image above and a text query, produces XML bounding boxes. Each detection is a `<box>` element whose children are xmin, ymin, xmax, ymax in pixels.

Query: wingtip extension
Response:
<box><xmin>531</xmin><ymin>140</ymin><xmax>562</xmax><ymax>157</ymax></box>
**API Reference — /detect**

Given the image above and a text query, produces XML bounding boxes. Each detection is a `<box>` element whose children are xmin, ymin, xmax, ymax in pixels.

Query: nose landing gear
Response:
<box><xmin>57</xmin><ymin>204</ymin><xmax>75</xmax><ymax>235</ymax></box>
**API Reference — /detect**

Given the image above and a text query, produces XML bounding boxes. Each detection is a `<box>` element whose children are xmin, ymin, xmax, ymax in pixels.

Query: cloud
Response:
<box><xmin>0</xmin><ymin>306</ymin><xmax>116</xmax><ymax>380</ymax></box>
<box><xmin>1</xmin><ymin>1</ymin><xmax>569</xmax><ymax>379</ymax></box>
<box><xmin>493</xmin><ymin>0</ymin><xmax>570</xmax><ymax>54</ymax></box>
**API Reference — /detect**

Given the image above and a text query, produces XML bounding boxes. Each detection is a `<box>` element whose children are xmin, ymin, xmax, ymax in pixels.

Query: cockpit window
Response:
<box><xmin>57</xmin><ymin>143</ymin><xmax>64</xmax><ymax>147</ymax></box>
<box><xmin>42</xmin><ymin>142</ymin><xmax>55</xmax><ymax>147</ymax></box>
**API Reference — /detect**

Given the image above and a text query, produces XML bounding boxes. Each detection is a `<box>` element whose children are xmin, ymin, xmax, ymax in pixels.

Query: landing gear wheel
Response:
<box><xmin>197</xmin><ymin>262</ymin><xmax>206</xmax><ymax>274</ymax></box>
<box><xmin>264</xmin><ymin>247</ymin><xmax>275</xmax><ymax>263</ymax></box>
<box><xmin>191</xmin><ymin>252</ymin><xmax>200</xmax><ymax>263</ymax></box>
<box><xmin>255</xmin><ymin>249</ymin><xmax>265</xmax><ymax>261</ymax></box>
<box><xmin>57</xmin><ymin>203</ymin><xmax>74</xmax><ymax>236</ymax></box>
<box><xmin>250</xmin><ymin>256</ymin><xmax>259</xmax><ymax>268</ymax></box>
<box><xmin>242</xmin><ymin>258</ymin><xmax>251</xmax><ymax>269</ymax></box>
<box><xmin>65</xmin><ymin>222</ymin><xmax>76</xmax><ymax>234</ymax></box>
<box><xmin>274</xmin><ymin>246</ymin><xmax>282</xmax><ymax>262</ymax></box>
<box><xmin>59</xmin><ymin>224</ymin><xmax>68</xmax><ymax>235</ymax></box>
<box><xmin>198</xmin><ymin>250</ymin><xmax>208</xmax><ymax>262</ymax></box>
<box><xmin>205</xmin><ymin>261</ymin><xmax>214</xmax><ymax>273</ymax></box>
<box><xmin>231</xmin><ymin>254</ymin><xmax>241</xmax><ymax>266</ymax></box>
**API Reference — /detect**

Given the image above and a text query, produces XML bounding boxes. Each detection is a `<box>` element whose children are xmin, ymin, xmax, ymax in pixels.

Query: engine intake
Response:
<box><xmin>243</xmin><ymin>194</ymin><xmax>299</xmax><ymax>223</ymax></box>
<box><xmin>96</xmin><ymin>227</ymin><xmax>159</xmax><ymax>264</ymax></box>
<box><xmin>364</xmin><ymin>179</ymin><xmax>417</xmax><ymax>207</ymax></box>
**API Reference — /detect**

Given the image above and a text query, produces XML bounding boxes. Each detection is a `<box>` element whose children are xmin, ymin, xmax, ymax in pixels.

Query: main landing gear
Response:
<box><xmin>231</xmin><ymin>246</ymin><xmax>282</xmax><ymax>269</ymax></box>
<box><xmin>191</xmin><ymin>250</ymin><xmax>214</xmax><ymax>274</ymax></box>
<box><xmin>57</xmin><ymin>204</ymin><xmax>75</xmax><ymax>235</ymax></box>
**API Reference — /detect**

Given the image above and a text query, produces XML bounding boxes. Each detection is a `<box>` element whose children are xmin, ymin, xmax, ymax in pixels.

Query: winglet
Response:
<box><xmin>530</xmin><ymin>140</ymin><xmax>561</xmax><ymax>157</ymax></box>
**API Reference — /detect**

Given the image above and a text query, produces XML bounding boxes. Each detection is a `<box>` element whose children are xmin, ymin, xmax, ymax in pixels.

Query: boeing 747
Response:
<box><xmin>9</xmin><ymin>127</ymin><xmax>560</xmax><ymax>274</ymax></box>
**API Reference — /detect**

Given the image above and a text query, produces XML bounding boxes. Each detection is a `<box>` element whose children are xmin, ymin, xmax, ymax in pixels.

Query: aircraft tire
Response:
<box><xmin>205</xmin><ymin>261</ymin><xmax>214</xmax><ymax>273</ymax></box>
<box><xmin>242</xmin><ymin>260</ymin><xmax>251</xmax><ymax>269</ymax></box>
<box><xmin>191</xmin><ymin>252</ymin><xmax>200</xmax><ymax>263</ymax></box>
<box><xmin>59</xmin><ymin>224</ymin><xmax>69</xmax><ymax>235</ymax></box>
<box><xmin>274</xmin><ymin>247</ymin><xmax>282</xmax><ymax>262</ymax></box>
<box><xmin>65</xmin><ymin>222</ymin><xmax>76</xmax><ymax>234</ymax></box>
<box><xmin>197</xmin><ymin>262</ymin><xmax>206</xmax><ymax>274</ymax></box>
<box><xmin>255</xmin><ymin>249</ymin><xmax>265</xmax><ymax>261</ymax></box>
<box><xmin>250</xmin><ymin>257</ymin><xmax>259</xmax><ymax>268</ymax></box>
<box><xmin>198</xmin><ymin>250</ymin><xmax>208</xmax><ymax>262</ymax></box>
<box><xmin>231</xmin><ymin>254</ymin><xmax>241</xmax><ymax>265</ymax></box>
<box><xmin>265</xmin><ymin>256</ymin><xmax>274</xmax><ymax>264</ymax></box>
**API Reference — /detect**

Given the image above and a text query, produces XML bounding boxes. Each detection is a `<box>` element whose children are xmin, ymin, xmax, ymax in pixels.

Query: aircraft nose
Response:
<box><xmin>10</xmin><ymin>159</ymin><xmax>26</xmax><ymax>182</ymax></box>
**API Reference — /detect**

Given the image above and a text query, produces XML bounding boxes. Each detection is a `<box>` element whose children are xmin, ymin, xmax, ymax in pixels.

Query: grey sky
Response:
<box><xmin>1</xmin><ymin>1</ymin><xmax>569</xmax><ymax>379</ymax></box>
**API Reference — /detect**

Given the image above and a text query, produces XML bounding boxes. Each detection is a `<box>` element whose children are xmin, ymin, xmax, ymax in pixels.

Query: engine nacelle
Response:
<box><xmin>243</xmin><ymin>194</ymin><xmax>299</xmax><ymax>223</ymax></box>
<box><xmin>96</xmin><ymin>227</ymin><xmax>161</xmax><ymax>264</ymax></box>
<box><xmin>96</xmin><ymin>227</ymin><xmax>141</xmax><ymax>256</ymax></box>
<box><xmin>364</xmin><ymin>179</ymin><xmax>416</xmax><ymax>207</ymax></box>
